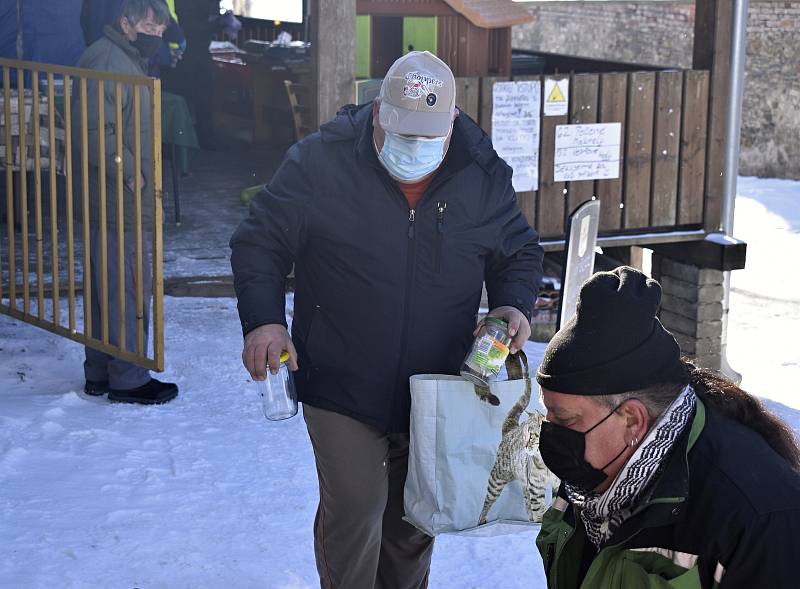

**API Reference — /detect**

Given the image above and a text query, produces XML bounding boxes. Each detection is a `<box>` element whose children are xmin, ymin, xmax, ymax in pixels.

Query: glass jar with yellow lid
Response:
<box><xmin>258</xmin><ymin>351</ymin><xmax>297</xmax><ymax>421</ymax></box>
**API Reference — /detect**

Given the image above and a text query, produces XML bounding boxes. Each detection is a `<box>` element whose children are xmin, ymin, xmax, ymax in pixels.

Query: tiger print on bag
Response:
<box><xmin>478</xmin><ymin>361</ymin><xmax>559</xmax><ymax>526</ymax></box>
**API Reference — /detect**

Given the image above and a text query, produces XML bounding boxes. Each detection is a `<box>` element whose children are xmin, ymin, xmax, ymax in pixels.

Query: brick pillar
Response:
<box><xmin>652</xmin><ymin>255</ymin><xmax>725</xmax><ymax>370</ymax></box>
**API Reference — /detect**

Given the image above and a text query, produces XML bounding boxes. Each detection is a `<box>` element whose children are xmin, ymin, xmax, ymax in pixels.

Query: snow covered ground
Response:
<box><xmin>1</xmin><ymin>177</ymin><xmax>799</xmax><ymax>588</ymax></box>
<box><xmin>728</xmin><ymin>177</ymin><xmax>800</xmax><ymax>416</ymax></box>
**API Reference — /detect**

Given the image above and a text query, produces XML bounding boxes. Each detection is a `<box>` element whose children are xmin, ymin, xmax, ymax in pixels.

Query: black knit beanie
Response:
<box><xmin>536</xmin><ymin>266</ymin><xmax>686</xmax><ymax>395</ymax></box>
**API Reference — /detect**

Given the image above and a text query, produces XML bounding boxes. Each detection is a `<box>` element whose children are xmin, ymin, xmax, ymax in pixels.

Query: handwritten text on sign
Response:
<box><xmin>492</xmin><ymin>80</ymin><xmax>541</xmax><ymax>193</ymax></box>
<box><xmin>553</xmin><ymin>123</ymin><xmax>622</xmax><ymax>182</ymax></box>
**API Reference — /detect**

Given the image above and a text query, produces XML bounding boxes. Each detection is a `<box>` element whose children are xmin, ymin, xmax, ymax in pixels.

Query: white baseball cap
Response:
<box><xmin>378</xmin><ymin>51</ymin><xmax>456</xmax><ymax>137</ymax></box>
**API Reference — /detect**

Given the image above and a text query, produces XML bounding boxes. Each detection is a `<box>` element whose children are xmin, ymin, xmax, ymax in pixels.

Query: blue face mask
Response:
<box><xmin>377</xmin><ymin>131</ymin><xmax>448</xmax><ymax>183</ymax></box>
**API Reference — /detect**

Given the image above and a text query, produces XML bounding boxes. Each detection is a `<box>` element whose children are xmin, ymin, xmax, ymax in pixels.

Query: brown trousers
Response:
<box><xmin>303</xmin><ymin>404</ymin><xmax>435</xmax><ymax>589</ymax></box>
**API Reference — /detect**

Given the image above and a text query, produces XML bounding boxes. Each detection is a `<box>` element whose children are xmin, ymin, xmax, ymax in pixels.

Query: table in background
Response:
<box><xmin>161</xmin><ymin>91</ymin><xmax>199</xmax><ymax>225</ymax></box>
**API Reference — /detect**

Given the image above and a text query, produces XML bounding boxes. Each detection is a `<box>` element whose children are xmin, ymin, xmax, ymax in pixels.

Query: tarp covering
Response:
<box><xmin>0</xmin><ymin>0</ymin><xmax>85</xmax><ymax>66</ymax></box>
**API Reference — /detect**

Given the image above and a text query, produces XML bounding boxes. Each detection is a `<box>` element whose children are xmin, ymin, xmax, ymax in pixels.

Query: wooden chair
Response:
<box><xmin>283</xmin><ymin>80</ymin><xmax>313</xmax><ymax>141</ymax></box>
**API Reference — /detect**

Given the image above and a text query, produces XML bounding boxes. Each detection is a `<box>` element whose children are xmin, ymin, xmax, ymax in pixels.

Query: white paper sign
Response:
<box><xmin>492</xmin><ymin>80</ymin><xmax>541</xmax><ymax>193</ymax></box>
<box><xmin>553</xmin><ymin>123</ymin><xmax>622</xmax><ymax>182</ymax></box>
<box><xmin>544</xmin><ymin>78</ymin><xmax>569</xmax><ymax>117</ymax></box>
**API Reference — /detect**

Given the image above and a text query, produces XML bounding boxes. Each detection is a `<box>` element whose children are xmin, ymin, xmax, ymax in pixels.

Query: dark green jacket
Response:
<box><xmin>537</xmin><ymin>400</ymin><xmax>800</xmax><ymax>588</ymax></box>
<box><xmin>72</xmin><ymin>26</ymin><xmax>154</xmax><ymax>230</ymax></box>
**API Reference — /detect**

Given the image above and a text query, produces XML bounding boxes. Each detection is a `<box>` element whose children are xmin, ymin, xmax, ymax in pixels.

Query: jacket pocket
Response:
<box><xmin>610</xmin><ymin>550</ymin><xmax>701</xmax><ymax>589</ymax></box>
<box><xmin>302</xmin><ymin>304</ymin><xmax>321</xmax><ymax>366</ymax></box>
<box><xmin>303</xmin><ymin>305</ymin><xmax>352</xmax><ymax>373</ymax></box>
<box><xmin>544</xmin><ymin>544</ymin><xmax>555</xmax><ymax>582</ymax></box>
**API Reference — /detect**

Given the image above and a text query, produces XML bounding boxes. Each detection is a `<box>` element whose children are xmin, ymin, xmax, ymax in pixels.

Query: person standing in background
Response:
<box><xmin>80</xmin><ymin>0</ymin><xmax>185</xmax><ymax>77</ymax></box>
<box><xmin>74</xmin><ymin>0</ymin><xmax>179</xmax><ymax>404</ymax></box>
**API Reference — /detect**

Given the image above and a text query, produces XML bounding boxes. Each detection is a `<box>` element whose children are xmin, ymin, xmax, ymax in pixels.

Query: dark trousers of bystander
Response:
<box><xmin>83</xmin><ymin>227</ymin><xmax>152</xmax><ymax>390</ymax></box>
<box><xmin>303</xmin><ymin>404</ymin><xmax>435</xmax><ymax>589</ymax></box>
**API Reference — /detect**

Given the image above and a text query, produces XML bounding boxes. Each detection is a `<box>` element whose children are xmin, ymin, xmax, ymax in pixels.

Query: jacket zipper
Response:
<box><xmin>373</xmin><ymin>162</ymin><xmax>452</xmax><ymax>426</ymax></box>
<box><xmin>434</xmin><ymin>201</ymin><xmax>446</xmax><ymax>273</ymax></box>
<box><xmin>390</xmin><ymin>205</ymin><xmax>418</xmax><ymax>421</ymax></box>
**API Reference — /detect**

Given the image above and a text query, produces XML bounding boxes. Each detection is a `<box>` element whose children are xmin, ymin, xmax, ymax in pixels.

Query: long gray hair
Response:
<box><xmin>592</xmin><ymin>360</ymin><xmax>800</xmax><ymax>470</ymax></box>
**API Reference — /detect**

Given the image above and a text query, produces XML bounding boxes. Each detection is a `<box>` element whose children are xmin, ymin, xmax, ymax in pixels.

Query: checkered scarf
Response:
<box><xmin>565</xmin><ymin>386</ymin><xmax>696</xmax><ymax>548</ymax></box>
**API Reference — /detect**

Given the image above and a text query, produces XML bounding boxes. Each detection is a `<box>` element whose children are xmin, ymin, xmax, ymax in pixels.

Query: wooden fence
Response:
<box><xmin>455</xmin><ymin>70</ymin><xmax>711</xmax><ymax>242</ymax></box>
<box><xmin>0</xmin><ymin>58</ymin><xmax>165</xmax><ymax>371</ymax></box>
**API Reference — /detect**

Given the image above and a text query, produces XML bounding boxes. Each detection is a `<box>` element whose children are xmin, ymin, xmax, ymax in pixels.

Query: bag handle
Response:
<box><xmin>505</xmin><ymin>349</ymin><xmax>529</xmax><ymax>381</ymax></box>
<box><xmin>472</xmin><ymin>350</ymin><xmax>530</xmax><ymax>406</ymax></box>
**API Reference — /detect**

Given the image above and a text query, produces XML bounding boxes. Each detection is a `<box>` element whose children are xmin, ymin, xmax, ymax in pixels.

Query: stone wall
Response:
<box><xmin>512</xmin><ymin>1</ymin><xmax>800</xmax><ymax>179</ymax></box>
<box><xmin>652</xmin><ymin>256</ymin><xmax>725</xmax><ymax>371</ymax></box>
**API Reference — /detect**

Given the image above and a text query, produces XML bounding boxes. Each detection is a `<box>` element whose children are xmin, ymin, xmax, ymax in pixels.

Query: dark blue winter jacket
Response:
<box><xmin>230</xmin><ymin>103</ymin><xmax>544</xmax><ymax>432</ymax></box>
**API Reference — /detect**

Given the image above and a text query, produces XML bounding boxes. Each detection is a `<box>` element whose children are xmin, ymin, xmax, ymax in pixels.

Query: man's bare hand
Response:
<box><xmin>473</xmin><ymin>305</ymin><xmax>531</xmax><ymax>354</ymax></box>
<box><xmin>242</xmin><ymin>324</ymin><xmax>298</xmax><ymax>380</ymax></box>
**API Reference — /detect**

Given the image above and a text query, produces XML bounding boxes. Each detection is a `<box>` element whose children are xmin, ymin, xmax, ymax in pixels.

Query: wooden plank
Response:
<box><xmin>458</xmin><ymin>19</ymin><xmax>489</xmax><ymax>77</ymax></box>
<box><xmin>32</xmin><ymin>72</ymin><xmax>45</xmax><ymax>319</ymax></box>
<box><xmin>152</xmin><ymin>79</ymin><xmax>165</xmax><ymax>371</ymax></box>
<box><xmin>0</xmin><ymin>57</ymin><xmax>156</xmax><ymax>86</ymax></box>
<box><xmin>650</xmin><ymin>71</ymin><xmax>683</xmax><ymax>227</ymax></box>
<box><xmin>490</xmin><ymin>27</ymin><xmax>512</xmax><ymax>76</ymax></box>
<box><xmin>97</xmin><ymin>79</ymin><xmax>109</xmax><ymax>345</ymax></box>
<box><xmin>479</xmin><ymin>76</ymin><xmax>507</xmax><ymax>136</ymax></box>
<box><xmin>437</xmin><ymin>16</ymin><xmax>459</xmax><ymax>75</ymax></box>
<box><xmin>3</xmin><ymin>67</ymin><xmax>16</xmax><ymax>308</ymax></box>
<box><xmin>0</xmin><ymin>305</ymin><xmax>159</xmax><ymax>371</ymax></box>
<box><xmin>115</xmin><ymin>82</ymin><xmax>126</xmax><ymax>351</ymax></box>
<box><xmin>454</xmin><ymin>77</ymin><xmax>480</xmax><ymax>123</ymax></box>
<box><xmin>47</xmin><ymin>72</ymin><xmax>60</xmax><ymax>326</ymax></box>
<box><xmin>17</xmin><ymin>68</ymin><xmax>29</xmax><ymax>316</ymax></box>
<box><xmin>538</xmin><ymin>76</ymin><xmax>569</xmax><ymax>238</ymax></box>
<box><xmin>678</xmin><ymin>70</ymin><xmax>709</xmax><ymax>225</ymax></box>
<box><xmin>623</xmin><ymin>72</ymin><xmax>655</xmax><ymax>230</ymax></box>
<box><xmin>596</xmin><ymin>72</ymin><xmax>626</xmax><ymax>233</ymax></box>
<box><xmin>694</xmin><ymin>0</ymin><xmax>732</xmax><ymax>232</ymax></box>
<box><xmin>64</xmin><ymin>74</ymin><xmax>76</xmax><ymax>333</ymax></box>
<box><xmin>80</xmin><ymin>77</ymin><xmax>92</xmax><ymax>339</ymax></box>
<box><xmin>133</xmin><ymin>85</ymin><xmax>145</xmax><ymax>355</ymax></box>
<box><xmin>567</xmin><ymin>73</ymin><xmax>599</xmax><ymax>215</ymax></box>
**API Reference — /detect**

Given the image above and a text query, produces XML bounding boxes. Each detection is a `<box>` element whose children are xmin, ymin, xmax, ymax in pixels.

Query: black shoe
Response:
<box><xmin>108</xmin><ymin>378</ymin><xmax>179</xmax><ymax>405</ymax></box>
<box><xmin>84</xmin><ymin>380</ymin><xmax>110</xmax><ymax>396</ymax></box>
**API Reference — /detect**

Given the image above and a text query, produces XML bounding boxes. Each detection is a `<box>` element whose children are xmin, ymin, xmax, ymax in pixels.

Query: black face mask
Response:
<box><xmin>539</xmin><ymin>403</ymin><xmax>628</xmax><ymax>492</ymax></box>
<box><xmin>132</xmin><ymin>33</ymin><xmax>163</xmax><ymax>60</ymax></box>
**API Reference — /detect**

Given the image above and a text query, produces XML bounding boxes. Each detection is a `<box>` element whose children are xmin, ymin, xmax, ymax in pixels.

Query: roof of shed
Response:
<box><xmin>443</xmin><ymin>0</ymin><xmax>534</xmax><ymax>28</ymax></box>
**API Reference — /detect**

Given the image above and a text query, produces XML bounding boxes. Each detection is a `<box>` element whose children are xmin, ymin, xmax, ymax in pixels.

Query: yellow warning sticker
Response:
<box><xmin>544</xmin><ymin>78</ymin><xmax>569</xmax><ymax>116</ymax></box>
<box><xmin>547</xmin><ymin>83</ymin><xmax>565</xmax><ymax>103</ymax></box>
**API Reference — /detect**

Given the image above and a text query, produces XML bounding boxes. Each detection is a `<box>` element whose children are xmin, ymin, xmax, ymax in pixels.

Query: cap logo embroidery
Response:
<box><xmin>403</xmin><ymin>71</ymin><xmax>444</xmax><ymax>99</ymax></box>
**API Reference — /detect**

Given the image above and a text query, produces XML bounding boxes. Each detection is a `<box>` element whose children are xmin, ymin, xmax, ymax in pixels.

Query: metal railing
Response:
<box><xmin>0</xmin><ymin>58</ymin><xmax>164</xmax><ymax>371</ymax></box>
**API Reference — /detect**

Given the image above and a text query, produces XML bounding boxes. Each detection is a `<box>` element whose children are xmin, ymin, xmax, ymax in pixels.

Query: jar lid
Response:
<box><xmin>267</xmin><ymin>351</ymin><xmax>291</xmax><ymax>368</ymax></box>
<box><xmin>485</xmin><ymin>317</ymin><xmax>509</xmax><ymax>329</ymax></box>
